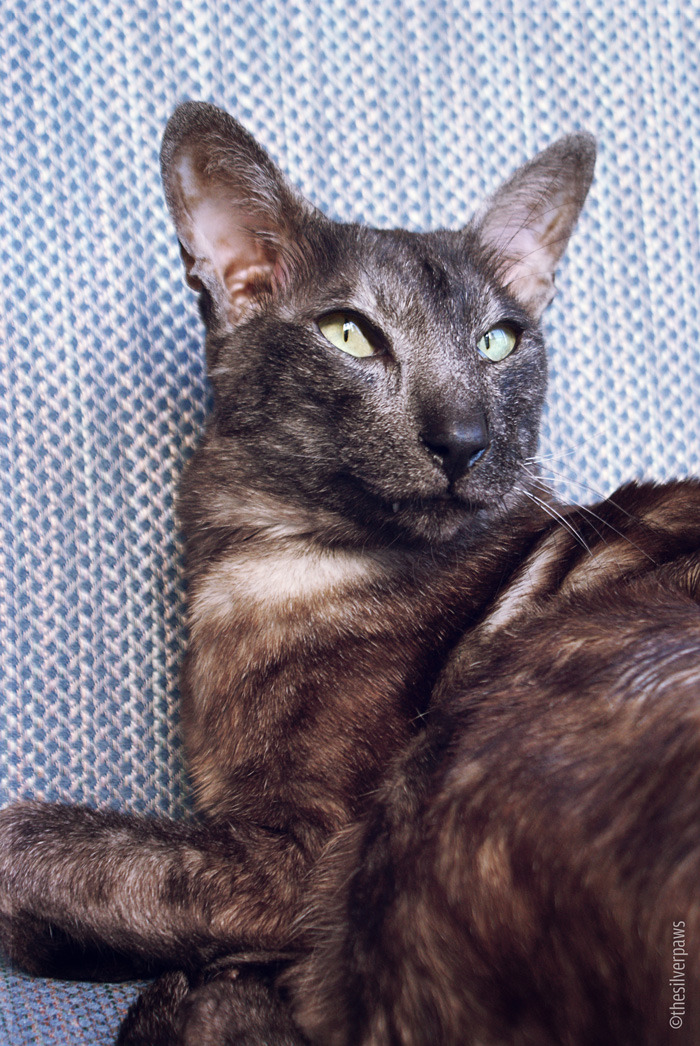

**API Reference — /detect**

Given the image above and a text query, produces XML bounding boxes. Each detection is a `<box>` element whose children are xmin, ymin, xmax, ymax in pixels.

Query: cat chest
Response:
<box><xmin>189</xmin><ymin>546</ymin><xmax>379</xmax><ymax>631</ymax></box>
<box><xmin>182</xmin><ymin>545</ymin><xmax>441</xmax><ymax>819</ymax></box>
<box><xmin>184</xmin><ymin>543</ymin><xmax>446</xmax><ymax>713</ymax></box>
<box><xmin>185</xmin><ymin>545</ymin><xmax>401</xmax><ymax>688</ymax></box>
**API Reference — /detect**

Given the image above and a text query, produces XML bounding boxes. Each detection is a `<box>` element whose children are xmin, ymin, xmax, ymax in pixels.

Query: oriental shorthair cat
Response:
<box><xmin>2</xmin><ymin>102</ymin><xmax>698</xmax><ymax>1045</ymax></box>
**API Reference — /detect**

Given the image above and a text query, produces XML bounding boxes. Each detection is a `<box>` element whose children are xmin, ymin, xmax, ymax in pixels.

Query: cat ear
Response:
<box><xmin>470</xmin><ymin>134</ymin><xmax>596</xmax><ymax>318</ymax></box>
<box><xmin>160</xmin><ymin>102</ymin><xmax>312</xmax><ymax>325</ymax></box>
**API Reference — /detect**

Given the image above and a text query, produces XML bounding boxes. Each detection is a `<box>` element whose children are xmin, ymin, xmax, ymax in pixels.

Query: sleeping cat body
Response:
<box><xmin>1</xmin><ymin>103</ymin><xmax>699</xmax><ymax>1045</ymax></box>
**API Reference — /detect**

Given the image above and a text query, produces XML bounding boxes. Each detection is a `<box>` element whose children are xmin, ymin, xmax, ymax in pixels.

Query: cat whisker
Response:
<box><xmin>516</xmin><ymin>484</ymin><xmax>593</xmax><ymax>554</ymax></box>
<box><xmin>530</xmin><ymin>459</ymin><xmax>641</xmax><ymax>519</ymax></box>
<box><xmin>520</xmin><ymin>463</ymin><xmax>610</xmax><ymax>546</ymax></box>
<box><xmin>523</xmin><ymin>461</ymin><xmax>657</xmax><ymax>563</ymax></box>
<box><xmin>569</xmin><ymin>501</ymin><xmax>657</xmax><ymax>564</ymax></box>
<box><xmin>524</xmin><ymin>434</ymin><xmax>601</xmax><ymax>463</ymax></box>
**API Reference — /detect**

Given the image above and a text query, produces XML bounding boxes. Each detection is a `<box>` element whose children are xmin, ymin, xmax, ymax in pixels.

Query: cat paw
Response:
<box><xmin>116</xmin><ymin>971</ymin><xmax>192</xmax><ymax>1046</ymax></box>
<box><xmin>117</xmin><ymin>963</ymin><xmax>310</xmax><ymax>1046</ymax></box>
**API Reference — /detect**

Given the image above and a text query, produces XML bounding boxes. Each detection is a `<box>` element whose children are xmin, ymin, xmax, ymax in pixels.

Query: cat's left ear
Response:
<box><xmin>470</xmin><ymin>133</ymin><xmax>596</xmax><ymax>318</ymax></box>
<box><xmin>160</xmin><ymin>101</ymin><xmax>316</xmax><ymax>327</ymax></box>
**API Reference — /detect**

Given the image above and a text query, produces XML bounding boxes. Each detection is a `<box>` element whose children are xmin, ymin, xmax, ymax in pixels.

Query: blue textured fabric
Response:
<box><xmin>0</xmin><ymin>962</ymin><xmax>146</xmax><ymax>1046</ymax></box>
<box><xmin>1</xmin><ymin>0</ymin><xmax>699</xmax><ymax>1042</ymax></box>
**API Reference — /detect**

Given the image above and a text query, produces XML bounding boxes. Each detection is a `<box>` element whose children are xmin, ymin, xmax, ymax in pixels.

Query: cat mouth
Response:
<box><xmin>387</xmin><ymin>492</ymin><xmax>489</xmax><ymax>519</ymax></box>
<box><xmin>390</xmin><ymin>491</ymin><xmax>487</xmax><ymax>511</ymax></box>
<box><xmin>332</xmin><ymin>472</ymin><xmax>490</xmax><ymax>544</ymax></box>
<box><xmin>378</xmin><ymin>492</ymin><xmax>493</xmax><ymax>547</ymax></box>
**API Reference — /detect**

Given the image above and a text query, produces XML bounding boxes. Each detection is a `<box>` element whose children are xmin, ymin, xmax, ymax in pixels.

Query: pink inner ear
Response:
<box><xmin>472</xmin><ymin>140</ymin><xmax>594</xmax><ymax>321</ymax></box>
<box><xmin>190</xmin><ymin>195</ymin><xmax>277</xmax><ymax>315</ymax></box>
<box><xmin>496</xmin><ymin>223</ymin><xmax>557</xmax><ymax>317</ymax></box>
<box><xmin>173</xmin><ymin>152</ymin><xmax>279</xmax><ymax>322</ymax></box>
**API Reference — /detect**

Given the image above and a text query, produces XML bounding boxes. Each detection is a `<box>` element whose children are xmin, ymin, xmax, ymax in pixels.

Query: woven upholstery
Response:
<box><xmin>1</xmin><ymin>0</ymin><xmax>699</xmax><ymax>1041</ymax></box>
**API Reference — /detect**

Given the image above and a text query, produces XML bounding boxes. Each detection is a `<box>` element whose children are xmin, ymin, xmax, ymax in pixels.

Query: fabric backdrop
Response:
<box><xmin>1</xmin><ymin>0</ymin><xmax>699</xmax><ymax>1041</ymax></box>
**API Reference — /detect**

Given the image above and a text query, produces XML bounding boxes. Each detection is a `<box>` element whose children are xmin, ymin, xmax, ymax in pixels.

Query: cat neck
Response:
<box><xmin>179</xmin><ymin>458</ymin><xmax>549</xmax><ymax>834</ymax></box>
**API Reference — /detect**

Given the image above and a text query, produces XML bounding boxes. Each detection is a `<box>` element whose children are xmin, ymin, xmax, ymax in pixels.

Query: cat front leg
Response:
<box><xmin>0</xmin><ymin>800</ymin><xmax>308</xmax><ymax>981</ymax></box>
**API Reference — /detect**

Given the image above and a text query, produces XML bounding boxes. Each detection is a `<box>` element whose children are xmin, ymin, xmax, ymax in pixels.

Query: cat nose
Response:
<box><xmin>421</xmin><ymin>411</ymin><xmax>490</xmax><ymax>483</ymax></box>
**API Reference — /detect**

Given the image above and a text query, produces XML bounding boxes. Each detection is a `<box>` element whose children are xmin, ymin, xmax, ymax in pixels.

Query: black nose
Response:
<box><xmin>422</xmin><ymin>410</ymin><xmax>490</xmax><ymax>483</ymax></box>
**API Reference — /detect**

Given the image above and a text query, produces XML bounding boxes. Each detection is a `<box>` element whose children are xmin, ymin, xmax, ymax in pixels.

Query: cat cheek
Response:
<box><xmin>517</xmin><ymin>420</ymin><xmax>538</xmax><ymax>452</ymax></box>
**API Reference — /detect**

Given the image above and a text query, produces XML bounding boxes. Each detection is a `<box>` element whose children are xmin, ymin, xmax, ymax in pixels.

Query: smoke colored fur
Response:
<box><xmin>1</xmin><ymin>102</ymin><xmax>698</xmax><ymax>1044</ymax></box>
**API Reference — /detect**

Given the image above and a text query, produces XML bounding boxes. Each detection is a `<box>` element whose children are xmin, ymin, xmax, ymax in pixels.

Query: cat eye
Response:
<box><xmin>477</xmin><ymin>326</ymin><xmax>518</xmax><ymax>362</ymax></box>
<box><xmin>318</xmin><ymin>312</ymin><xmax>380</xmax><ymax>358</ymax></box>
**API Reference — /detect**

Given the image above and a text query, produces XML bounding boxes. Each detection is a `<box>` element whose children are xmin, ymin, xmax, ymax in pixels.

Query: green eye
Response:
<box><xmin>318</xmin><ymin>312</ymin><xmax>378</xmax><ymax>358</ymax></box>
<box><xmin>477</xmin><ymin>326</ymin><xmax>517</xmax><ymax>362</ymax></box>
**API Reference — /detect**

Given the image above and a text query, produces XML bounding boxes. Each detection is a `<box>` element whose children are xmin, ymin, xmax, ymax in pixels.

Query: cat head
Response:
<box><xmin>161</xmin><ymin>102</ymin><xmax>595</xmax><ymax>548</ymax></box>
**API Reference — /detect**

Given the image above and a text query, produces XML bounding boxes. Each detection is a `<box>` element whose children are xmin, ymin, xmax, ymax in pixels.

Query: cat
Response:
<box><xmin>1</xmin><ymin>101</ymin><xmax>698</xmax><ymax>1046</ymax></box>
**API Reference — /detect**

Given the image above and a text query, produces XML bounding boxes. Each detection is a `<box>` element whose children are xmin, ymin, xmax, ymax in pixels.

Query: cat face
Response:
<box><xmin>161</xmin><ymin>104</ymin><xmax>595</xmax><ymax>547</ymax></box>
<box><xmin>195</xmin><ymin>221</ymin><xmax>547</xmax><ymax>547</ymax></box>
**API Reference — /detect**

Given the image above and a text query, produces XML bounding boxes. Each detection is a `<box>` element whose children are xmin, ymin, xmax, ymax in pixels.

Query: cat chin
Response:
<box><xmin>386</xmin><ymin>481</ymin><xmax>539</xmax><ymax>548</ymax></box>
<box><xmin>379</xmin><ymin>496</ymin><xmax>495</xmax><ymax>548</ymax></box>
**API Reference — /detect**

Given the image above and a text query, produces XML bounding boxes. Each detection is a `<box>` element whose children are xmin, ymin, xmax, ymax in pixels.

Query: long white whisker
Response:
<box><xmin>523</xmin><ymin>466</ymin><xmax>611</xmax><ymax>547</ymax></box>
<box><xmin>565</xmin><ymin>501</ymin><xmax>656</xmax><ymax>564</ymax></box>
<box><xmin>523</xmin><ymin>462</ymin><xmax>657</xmax><ymax>564</ymax></box>
<box><xmin>526</xmin><ymin>435</ymin><xmax>601</xmax><ymax>462</ymax></box>
<box><xmin>516</xmin><ymin>484</ymin><xmax>592</xmax><ymax>554</ymax></box>
<box><xmin>532</xmin><ymin>460</ymin><xmax>643</xmax><ymax>526</ymax></box>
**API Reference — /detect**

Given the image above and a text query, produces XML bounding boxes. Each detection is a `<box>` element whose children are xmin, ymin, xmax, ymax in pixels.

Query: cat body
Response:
<box><xmin>1</xmin><ymin>103</ymin><xmax>699</xmax><ymax>1044</ymax></box>
<box><xmin>290</xmin><ymin>480</ymin><xmax>700</xmax><ymax>1046</ymax></box>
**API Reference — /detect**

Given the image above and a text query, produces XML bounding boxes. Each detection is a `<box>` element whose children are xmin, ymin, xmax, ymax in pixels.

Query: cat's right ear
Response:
<box><xmin>160</xmin><ymin>102</ymin><xmax>312</xmax><ymax>326</ymax></box>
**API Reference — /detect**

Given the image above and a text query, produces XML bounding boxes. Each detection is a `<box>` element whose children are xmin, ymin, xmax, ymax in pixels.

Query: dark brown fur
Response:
<box><xmin>1</xmin><ymin>103</ymin><xmax>698</xmax><ymax>1045</ymax></box>
<box><xmin>289</xmin><ymin>481</ymin><xmax>700</xmax><ymax>1045</ymax></box>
